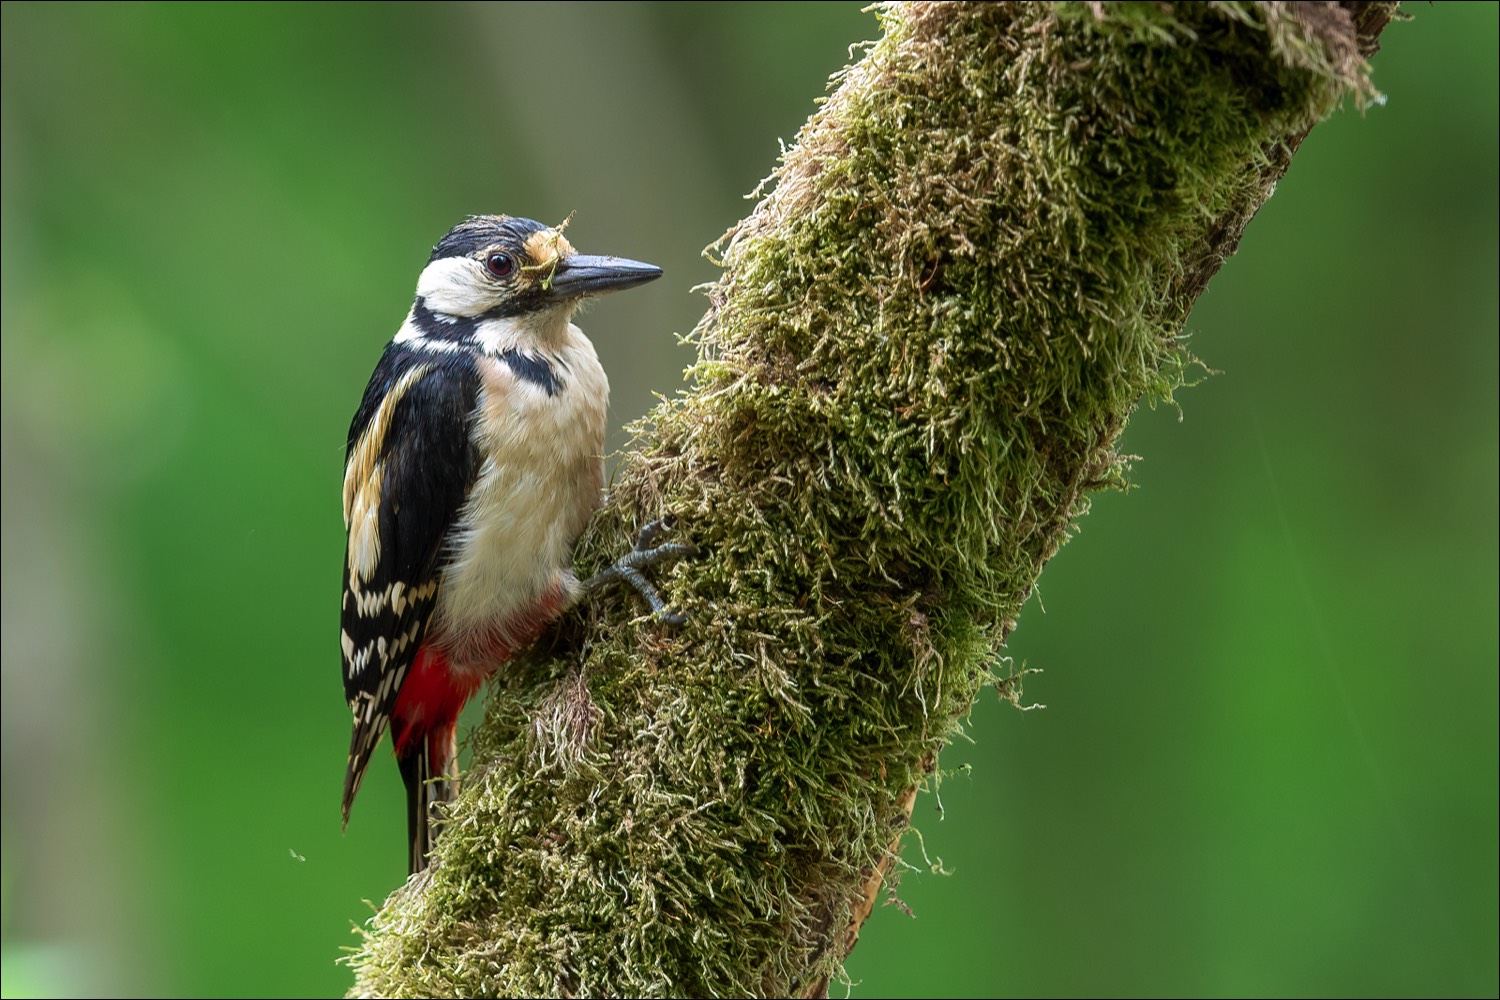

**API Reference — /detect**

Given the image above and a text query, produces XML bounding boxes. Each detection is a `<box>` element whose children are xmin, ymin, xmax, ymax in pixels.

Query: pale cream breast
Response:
<box><xmin>432</xmin><ymin>323</ymin><xmax>608</xmax><ymax>656</ymax></box>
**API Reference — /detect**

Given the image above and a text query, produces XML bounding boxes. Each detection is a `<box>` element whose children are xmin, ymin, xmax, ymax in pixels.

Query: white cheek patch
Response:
<box><xmin>416</xmin><ymin>257</ymin><xmax>494</xmax><ymax>317</ymax></box>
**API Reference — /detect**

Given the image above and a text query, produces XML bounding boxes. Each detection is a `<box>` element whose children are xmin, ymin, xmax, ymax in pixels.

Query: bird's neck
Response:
<box><xmin>397</xmin><ymin>297</ymin><xmax>579</xmax><ymax>357</ymax></box>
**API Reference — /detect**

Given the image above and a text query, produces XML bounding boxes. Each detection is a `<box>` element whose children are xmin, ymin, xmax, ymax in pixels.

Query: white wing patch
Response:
<box><xmin>342</xmin><ymin>362</ymin><xmax>433</xmax><ymax>582</ymax></box>
<box><xmin>347</xmin><ymin>461</ymin><xmax>383</xmax><ymax>581</ymax></box>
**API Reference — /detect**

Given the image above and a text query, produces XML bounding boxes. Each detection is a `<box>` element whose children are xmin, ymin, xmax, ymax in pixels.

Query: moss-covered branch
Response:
<box><xmin>347</xmin><ymin>3</ymin><xmax>1395</xmax><ymax>995</ymax></box>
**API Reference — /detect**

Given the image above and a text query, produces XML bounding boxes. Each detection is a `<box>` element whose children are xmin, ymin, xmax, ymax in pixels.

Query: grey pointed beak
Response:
<box><xmin>547</xmin><ymin>254</ymin><xmax>662</xmax><ymax>298</ymax></box>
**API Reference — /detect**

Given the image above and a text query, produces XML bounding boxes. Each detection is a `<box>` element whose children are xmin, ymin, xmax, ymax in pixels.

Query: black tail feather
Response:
<box><xmin>397</xmin><ymin>727</ymin><xmax>459</xmax><ymax>875</ymax></box>
<box><xmin>342</xmin><ymin>715</ymin><xmax>388</xmax><ymax>831</ymax></box>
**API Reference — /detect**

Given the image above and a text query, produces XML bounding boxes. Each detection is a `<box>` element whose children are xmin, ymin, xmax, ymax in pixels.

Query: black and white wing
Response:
<box><xmin>339</xmin><ymin>345</ymin><xmax>480</xmax><ymax>825</ymax></box>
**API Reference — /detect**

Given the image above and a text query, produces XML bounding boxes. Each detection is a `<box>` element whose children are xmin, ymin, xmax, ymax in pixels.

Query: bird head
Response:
<box><xmin>413</xmin><ymin>215</ymin><xmax>662</xmax><ymax>331</ymax></box>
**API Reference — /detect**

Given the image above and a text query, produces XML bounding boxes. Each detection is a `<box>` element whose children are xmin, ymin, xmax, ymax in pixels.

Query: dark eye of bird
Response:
<box><xmin>485</xmin><ymin>252</ymin><xmax>516</xmax><ymax>279</ymax></box>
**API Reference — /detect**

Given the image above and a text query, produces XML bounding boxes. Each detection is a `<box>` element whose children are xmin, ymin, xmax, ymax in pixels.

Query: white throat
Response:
<box><xmin>471</xmin><ymin>306</ymin><xmax>577</xmax><ymax>356</ymax></box>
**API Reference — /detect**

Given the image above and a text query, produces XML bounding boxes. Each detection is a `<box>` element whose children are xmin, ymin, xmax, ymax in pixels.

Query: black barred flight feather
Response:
<box><xmin>340</xmin><ymin>345</ymin><xmax>481</xmax><ymax>826</ymax></box>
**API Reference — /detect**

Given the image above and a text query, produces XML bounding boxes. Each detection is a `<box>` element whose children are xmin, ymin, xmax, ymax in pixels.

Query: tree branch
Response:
<box><xmin>346</xmin><ymin>3</ymin><xmax>1396</xmax><ymax>995</ymax></box>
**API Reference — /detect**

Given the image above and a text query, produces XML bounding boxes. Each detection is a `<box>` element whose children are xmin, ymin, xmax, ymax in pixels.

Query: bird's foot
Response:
<box><xmin>580</xmin><ymin>517</ymin><xmax>697</xmax><ymax>626</ymax></box>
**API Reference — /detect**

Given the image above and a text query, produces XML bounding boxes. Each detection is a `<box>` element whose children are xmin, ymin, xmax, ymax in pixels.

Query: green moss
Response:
<box><xmin>347</xmin><ymin>3</ymin><xmax>1383</xmax><ymax>996</ymax></box>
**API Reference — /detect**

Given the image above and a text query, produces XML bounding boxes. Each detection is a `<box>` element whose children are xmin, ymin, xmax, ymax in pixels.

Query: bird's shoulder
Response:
<box><xmin>345</xmin><ymin>343</ymin><xmax>481</xmax><ymax>458</ymax></box>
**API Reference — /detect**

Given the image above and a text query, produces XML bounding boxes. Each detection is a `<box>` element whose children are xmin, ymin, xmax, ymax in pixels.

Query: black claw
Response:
<box><xmin>635</xmin><ymin>517</ymin><xmax>677</xmax><ymax>551</ymax></box>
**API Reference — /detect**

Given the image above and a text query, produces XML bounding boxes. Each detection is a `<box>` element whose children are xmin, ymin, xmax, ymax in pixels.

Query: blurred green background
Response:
<box><xmin>1</xmin><ymin>3</ymin><xmax>1494</xmax><ymax>997</ymax></box>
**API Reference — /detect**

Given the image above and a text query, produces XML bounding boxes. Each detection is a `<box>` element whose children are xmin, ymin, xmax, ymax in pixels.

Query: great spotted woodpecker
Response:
<box><xmin>340</xmin><ymin>215</ymin><xmax>689</xmax><ymax>874</ymax></box>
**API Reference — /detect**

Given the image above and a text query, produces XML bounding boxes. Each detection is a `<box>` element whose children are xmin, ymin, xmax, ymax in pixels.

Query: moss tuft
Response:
<box><xmin>347</xmin><ymin>3</ymin><xmax>1389</xmax><ymax>995</ymax></box>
